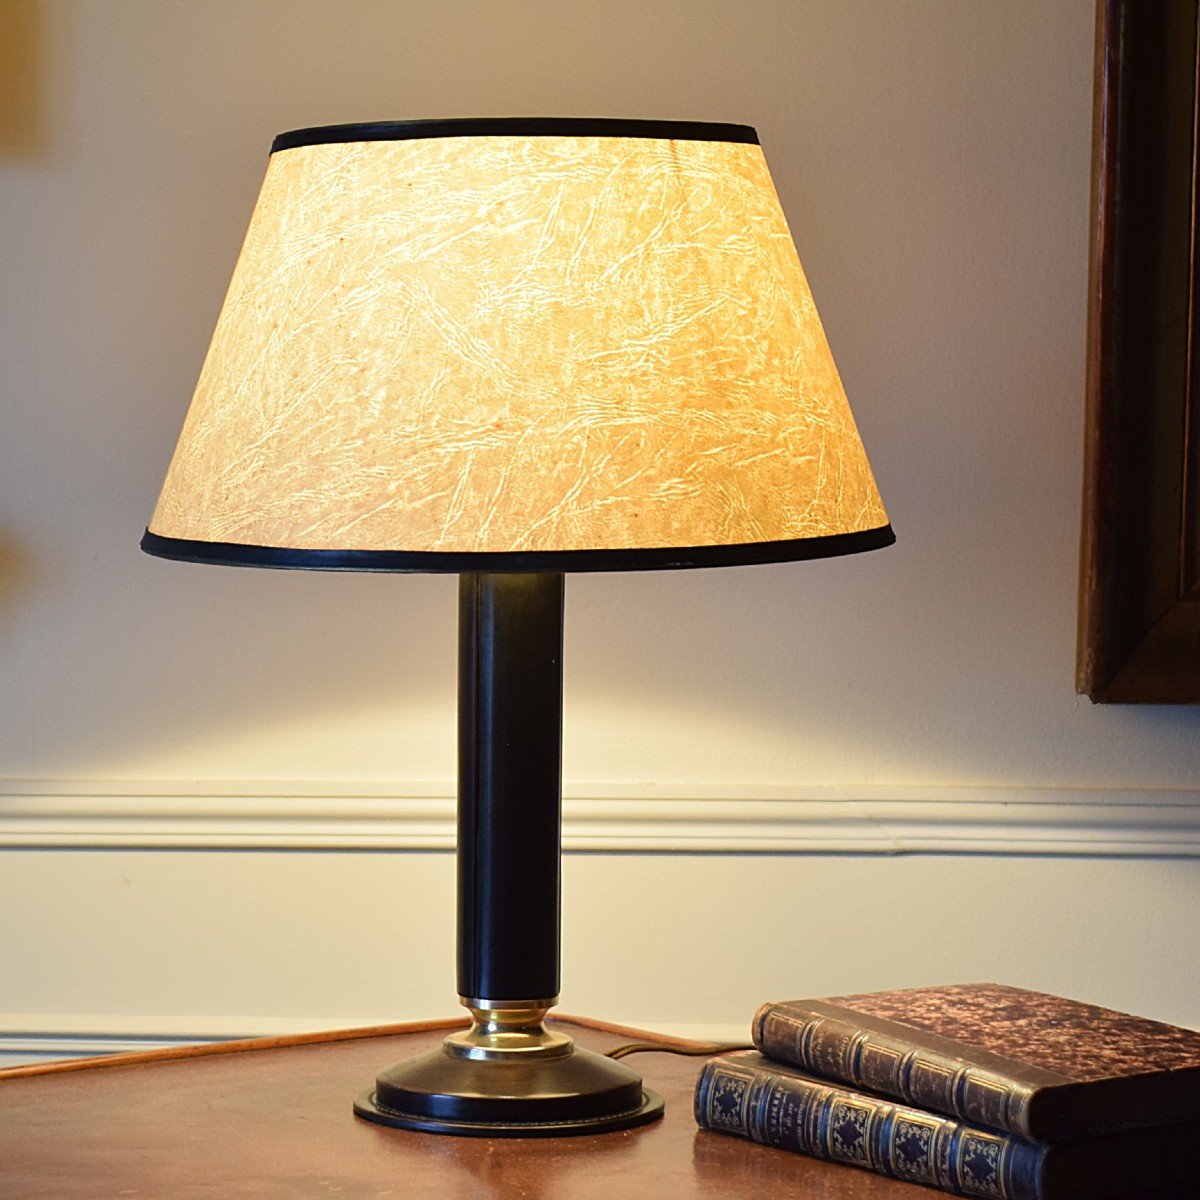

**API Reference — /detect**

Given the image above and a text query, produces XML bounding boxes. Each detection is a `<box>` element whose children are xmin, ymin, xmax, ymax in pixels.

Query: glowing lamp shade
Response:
<box><xmin>144</xmin><ymin>118</ymin><xmax>890</xmax><ymax>569</ymax></box>
<box><xmin>142</xmin><ymin>119</ymin><xmax>894</xmax><ymax>1139</ymax></box>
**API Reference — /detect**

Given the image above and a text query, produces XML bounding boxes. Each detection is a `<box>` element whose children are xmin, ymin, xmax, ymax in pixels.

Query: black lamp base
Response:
<box><xmin>354</xmin><ymin>1041</ymin><xmax>663</xmax><ymax>1138</ymax></box>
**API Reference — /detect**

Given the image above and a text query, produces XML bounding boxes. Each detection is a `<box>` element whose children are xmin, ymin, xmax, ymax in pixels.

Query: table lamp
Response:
<box><xmin>141</xmin><ymin>117</ymin><xmax>893</xmax><ymax>1137</ymax></box>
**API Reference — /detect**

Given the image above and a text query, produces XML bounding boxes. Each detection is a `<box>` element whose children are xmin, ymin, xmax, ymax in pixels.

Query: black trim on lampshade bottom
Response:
<box><xmin>140</xmin><ymin>524</ymin><xmax>895</xmax><ymax>574</ymax></box>
<box><xmin>270</xmin><ymin>118</ymin><xmax>759</xmax><ymax>155</ymax></box>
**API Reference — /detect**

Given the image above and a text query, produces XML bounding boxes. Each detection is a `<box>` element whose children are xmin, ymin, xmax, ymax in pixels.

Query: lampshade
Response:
<box><xmin>144</xmin><ymin>117</ymin><xmax>891</xmax><ymax>570</ymax></box>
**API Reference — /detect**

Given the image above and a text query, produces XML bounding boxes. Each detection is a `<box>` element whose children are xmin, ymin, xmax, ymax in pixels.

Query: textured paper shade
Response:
<box><xmin>144</xmin><ymin>118</ymin><xmax>892</xmax><ymax>570</ymax></box>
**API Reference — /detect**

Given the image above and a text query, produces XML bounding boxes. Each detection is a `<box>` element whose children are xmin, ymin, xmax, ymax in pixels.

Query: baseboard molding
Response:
<box><xmin>0</xmin><ymin>1016</ymin><xmax>749</xmax><ymax>1067</ymax></box>
<box><xmin>2</xmin><ymin>779</ymin><xmax>1199</xmax><ymax>855</ymax></box>
<box><xmin>0</xmin><ymin>1035</ymin><xmax>215</xmax><ymax>1068</ymax></box>
<box><xmin>0</xmin><ymin>1015</ymin><xmax>389</xmax><ymax>1068</ymax></box>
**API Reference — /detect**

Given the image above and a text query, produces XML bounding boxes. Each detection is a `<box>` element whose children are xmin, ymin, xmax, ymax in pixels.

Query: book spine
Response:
<box><xmin>754</xmin><ymin>1002</ymin><xmax>1037</xmax><ymax>1138</ymax></box>
<box><xmin>695</xmin><ymin>1057</ymin><xmax>1046</xmax><ymax>1200</ymax></box>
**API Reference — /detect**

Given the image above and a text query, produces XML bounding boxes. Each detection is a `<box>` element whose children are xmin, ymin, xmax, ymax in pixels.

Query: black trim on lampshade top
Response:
<box><xmin>270</xmin><ymin>118</ymin><xmax>759</xmax><ymax>155</ymax></box>
<box><xmin>140</xmin><ymin>524</ymin><xmax>894</xmax><ymax>574</ymax></box>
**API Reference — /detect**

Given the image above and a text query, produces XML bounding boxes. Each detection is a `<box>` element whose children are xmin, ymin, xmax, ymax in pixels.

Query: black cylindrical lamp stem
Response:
<box><xmin>457</xmin><ymin>572</ymin><xmax>564</xmax><ymax>1004</ymax></box>
<box><xmin>356</xmin><ymin>571</ymin><xmax>662</xmax><ymax>1134</ymax></box>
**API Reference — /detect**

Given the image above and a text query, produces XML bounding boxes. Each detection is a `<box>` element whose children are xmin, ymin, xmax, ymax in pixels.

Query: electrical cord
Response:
<box><xmin>604</xmin><ymin>1040</ymin><xmax>754</xmax><ymax>1060</ymax></box>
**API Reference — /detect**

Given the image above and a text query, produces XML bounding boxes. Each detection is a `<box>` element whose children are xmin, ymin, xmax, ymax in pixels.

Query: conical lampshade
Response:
<box><xmin>144</xmin><ymin>118</ymin><xmax>891</xmax><ymax>571</ymax></box>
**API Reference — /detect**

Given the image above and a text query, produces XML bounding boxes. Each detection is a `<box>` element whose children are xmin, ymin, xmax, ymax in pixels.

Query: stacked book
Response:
<box><xmin>694</xmin><ymin>983</ymin><xmax>1200</xmax><ymax>1200</ymax></box>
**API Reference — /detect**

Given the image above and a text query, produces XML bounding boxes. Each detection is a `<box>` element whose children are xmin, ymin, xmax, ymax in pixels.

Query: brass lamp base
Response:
<box><xmin>354</xmin><ymin>1001</ymin><xmax>664</xmax><ymax>1137</ymax></box>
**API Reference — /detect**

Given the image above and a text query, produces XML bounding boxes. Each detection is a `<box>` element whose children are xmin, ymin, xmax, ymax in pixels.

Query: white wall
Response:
<box><xmin>2</xmin><ymin>0</ymin><xmax>1199</xmax><ymax>1055</ymax></box>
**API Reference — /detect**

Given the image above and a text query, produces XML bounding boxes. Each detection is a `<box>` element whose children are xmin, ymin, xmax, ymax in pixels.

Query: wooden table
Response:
<box><xmin>0</xmin><ymin>1016</ymin><xmax>1189</xmax><ymax>1198</ymax></box>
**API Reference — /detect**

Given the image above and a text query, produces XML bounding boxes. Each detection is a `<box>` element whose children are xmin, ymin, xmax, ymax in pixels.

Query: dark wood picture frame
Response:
<box><xmin>1079</xmin><ymin>0</ymin><xmax>1200</xmax><ymax>702</ymax></box>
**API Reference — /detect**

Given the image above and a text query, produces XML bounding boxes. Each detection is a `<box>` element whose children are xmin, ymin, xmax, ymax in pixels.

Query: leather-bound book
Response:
<box><xmin>753</xmin><ymin>983</ymin><xmax>1200</xmax><ymax>1141</ymax></box>
<box><xmin>695</xmin><ymin>1051</ymin><xmax>1200</xmax><ymax>1200</ymax></box>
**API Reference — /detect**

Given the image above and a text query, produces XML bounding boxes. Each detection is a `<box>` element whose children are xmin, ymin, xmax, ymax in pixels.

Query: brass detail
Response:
<box><xmin>445</xmin><ymin>997</ymin><xmax>572</xmax><ymax>1062</ymax></box>
<box><xmin>457</xmin><ymin>996</ymin><xmax>559</xmax><ymax>1012</ymax></box>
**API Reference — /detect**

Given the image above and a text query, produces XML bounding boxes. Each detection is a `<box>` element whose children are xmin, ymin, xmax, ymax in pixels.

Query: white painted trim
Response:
<box><xmin>0</xmin><ymin>1033</ymin><xmax>230</xmax><ymax>1069</ymax></box>
<box><xmin>0</xmin><ymin>1016</ymin><xmax>749</xmax><ymax>1064</ymax></box>
<box><xmin>2</xmin><ymin>780</ymin><xmax>1200</xmax><ymax>855</ymax></box>
<box><xmin>0</xmin><ymin>1015</ymin><xmax>410</xmax><ymax>1066</ymax></box>
<box><xmin>0</xmin><ymin>1013</ymin><xmax>351</xmax><ymax>1039</ymax></box>
<box><xmin>0</xmin><ymin>1035</ymin><xmax>210</xmax><ymax>1060</ymax></box>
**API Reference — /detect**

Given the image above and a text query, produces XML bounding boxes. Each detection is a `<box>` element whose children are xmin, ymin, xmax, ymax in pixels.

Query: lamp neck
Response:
<box><xmin>456</xmin><ymin>572</ymin><xmax>565</xmax><ymax>1007</ymax></box>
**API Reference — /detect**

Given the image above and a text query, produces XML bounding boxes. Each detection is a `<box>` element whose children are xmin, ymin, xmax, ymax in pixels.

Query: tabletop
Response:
<box><xmin>0</xmin><ymin>1015</ymin><xmax>1190</xmax><ymax>1199</ymax></box>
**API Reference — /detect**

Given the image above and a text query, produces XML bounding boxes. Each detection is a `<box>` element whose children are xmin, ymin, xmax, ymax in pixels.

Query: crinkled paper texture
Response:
<box><xmin>150</xmin><ymin>135</ymin><xmax>888</xmax><ymax>552</ymax></box>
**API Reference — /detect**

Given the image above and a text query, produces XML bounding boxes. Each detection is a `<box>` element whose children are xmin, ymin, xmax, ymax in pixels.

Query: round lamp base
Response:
<box><xmin>353</xmin><ymin>1043</ymin><xmax>664</xmax><ymax>1138</ymax></box>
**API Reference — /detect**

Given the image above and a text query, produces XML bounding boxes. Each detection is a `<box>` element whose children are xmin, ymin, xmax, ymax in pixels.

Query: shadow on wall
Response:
<box><xmin>0</xmin><ymin>535</ymin><xmax>34</xmax><ymax>636</ymax></box>
<box><xmin>0</xmin><ymin>1</ymin><xmax>45</xmax><ymax>160</ymax></box>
